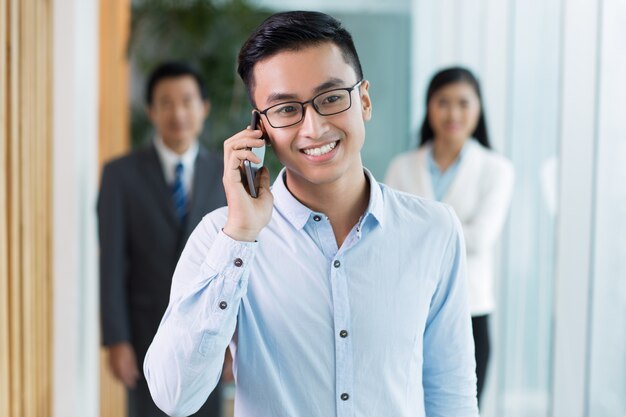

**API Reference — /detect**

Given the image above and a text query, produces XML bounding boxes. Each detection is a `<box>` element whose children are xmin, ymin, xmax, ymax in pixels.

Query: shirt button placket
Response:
<box><xmin>331</xmin><ymin>255</ymin><xmax>354</xmax><ymax>417</ymax></box>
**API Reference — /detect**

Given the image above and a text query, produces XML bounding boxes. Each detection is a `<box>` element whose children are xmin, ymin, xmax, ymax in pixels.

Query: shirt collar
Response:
<box><xmin>364</xmin><ymin>168</ymin><xmax>385</xmax><ymax>229</ymax></box>
<box><xmin>271</xmin><ymin>167</ymin><xmax>385</xmax><ymax>231</ymax></box>
<box><xmin>153</xmin><ymin>136</ymin><xmax>199</xmax><ymax>170</ymax></box>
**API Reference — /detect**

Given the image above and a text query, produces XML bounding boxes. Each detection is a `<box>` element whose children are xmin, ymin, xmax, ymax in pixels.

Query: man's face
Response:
<box><xmin>147</xmin><ymin>75</ymin><xmax>209</xmax><ymax>153</ymax></box>
<box><xmin>252</xmin><ymin>42</ymin><xmax>372</xmax><ymax>190</ymax></box>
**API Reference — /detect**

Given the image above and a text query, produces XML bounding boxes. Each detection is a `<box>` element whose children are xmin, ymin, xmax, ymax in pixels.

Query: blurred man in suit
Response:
<box><xmin>98</xmin><ymin>61</ymin><xmax>226</xmax><ymax>417</ymax></box>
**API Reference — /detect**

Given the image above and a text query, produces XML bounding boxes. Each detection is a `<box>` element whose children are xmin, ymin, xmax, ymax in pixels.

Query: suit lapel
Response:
<box><xmin>138</xmin><ymin>144</ymin><xmax>179</xmax><ymax>230</ymax></box>
<box><xmin>184</xmin><ymin>147</ymin><xmax>222</xmax><ymax>237</ymax></box>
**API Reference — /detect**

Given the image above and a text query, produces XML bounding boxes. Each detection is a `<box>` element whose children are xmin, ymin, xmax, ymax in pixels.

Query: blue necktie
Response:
<box><xmin>172</xmin><ymin>162</ymin><xmax>187</xmax><ymax>224</ymax></box>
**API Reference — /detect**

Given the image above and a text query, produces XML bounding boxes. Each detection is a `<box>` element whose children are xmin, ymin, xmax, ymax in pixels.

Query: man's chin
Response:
<box><xmin>161</xmin><ymin>136</ymin><xmax>194</xmax><ymax>151</ymax></box>
<box><xmin>285</xmin><ymin>165</ymin><xmax>344</xmax><ymax>187</ymax></box>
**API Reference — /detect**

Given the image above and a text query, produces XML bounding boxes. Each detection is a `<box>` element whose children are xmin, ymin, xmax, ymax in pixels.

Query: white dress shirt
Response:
<box><xmin>153</xmin><ymin>137</ymin><xmax>199</xmax><ymax>197</ymax></box>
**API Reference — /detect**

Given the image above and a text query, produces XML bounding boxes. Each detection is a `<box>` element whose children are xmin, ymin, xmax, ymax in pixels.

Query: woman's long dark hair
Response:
<box><xmin>419</xmin><ymin>66</ymin><xmax>491</xmax><ymax>149</ymax></box>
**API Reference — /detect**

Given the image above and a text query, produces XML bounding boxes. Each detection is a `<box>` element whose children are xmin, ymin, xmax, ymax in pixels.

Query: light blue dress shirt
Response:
<box><xmin>144</xmin><ymin>168</ymin><xmax>478</xmax><ymax>417</ymax></box>
<box><xmin>427</xmin><ymin>143</ymin><xmax>466</xmax><ymax>201</ymax></box>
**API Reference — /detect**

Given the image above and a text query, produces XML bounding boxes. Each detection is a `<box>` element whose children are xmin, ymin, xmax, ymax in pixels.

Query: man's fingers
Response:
<box><xmin>222</xmin><ymin>128</ymin><xmax>266</xmax><ymax>191</ymax></box>
<box><xmin>119</xmin><ymin>361</ymin><xmax>139</xmax><ymax>388</ymax></box>
<box><xmin>108</xmin><ymin>343</ymin><xmax>140</xmax><ymax>388</ymax></box>
<box><xmin>223</xmin><ymin>130</ymin><xmax>263</xmax><ymax>149</ymax></box>
<box><xmin>231</xmin><ymin>138</ymin><xmax>265</xmax><ymax>151</ymax></box>
<box><xmin>224</xmin><ymin>150</ymin><xmax>262</xmax><ymax>175</ymax></box>
<box><xmin>122</xmin><ymin>370</ymin><xmax>138</xmax><ymax>389</ymax></box>
<box><xmin>129</xmin><ymin>366</ymin><xmax>140</xmax><ymax>387</ymax></box>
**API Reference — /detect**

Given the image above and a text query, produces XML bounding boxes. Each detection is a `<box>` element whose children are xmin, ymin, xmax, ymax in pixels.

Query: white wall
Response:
<box><xmin>53</xmin><ymin>0</ymin><xmax>100</xmax><ymax>416</ymax></box>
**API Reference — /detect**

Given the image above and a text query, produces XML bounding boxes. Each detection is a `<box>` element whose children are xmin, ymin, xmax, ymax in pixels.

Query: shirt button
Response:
<box><xmin>339</xmin><ymin>330</ymin><xmax>348</xmax><ymax>338</ymax></box>
<box><xmin>234</xmin><ymin>258</ymin><xmax>243</xmax><ymax>267</ymax></box>
<box><xmin>340</xmin><ymin>393</ymin><xmax>349</xmax><ymax>401</ymax></box>
<box><xmin>219</xmin><ymin>301</ymin><xmax>228</xmax><ymax>310</ymax></box>
<box><xmin>333</xmin><ymin>260</ymin><xmax>341</xmax><ymax>268</ymax></box>
<box><xmin>313</xmin><ymin>215</ymin><xmax>322</xmax><ymax>222</ymax></box>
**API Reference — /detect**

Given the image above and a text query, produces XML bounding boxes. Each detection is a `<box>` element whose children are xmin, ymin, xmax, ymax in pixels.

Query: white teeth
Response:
<box><xmin>303</xmin><ymin>141</ymin><xmax>337</xmax><ymax>156</ymax></box>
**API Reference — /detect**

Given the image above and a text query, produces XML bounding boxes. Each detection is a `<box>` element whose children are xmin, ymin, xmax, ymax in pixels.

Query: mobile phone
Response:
<box><xmin>243</xmin><ymin>111</ymin><xmax>266</xmax><ymax>198</ymax></box>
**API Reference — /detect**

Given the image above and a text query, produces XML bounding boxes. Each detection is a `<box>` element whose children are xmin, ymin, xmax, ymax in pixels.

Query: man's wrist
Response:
<box><xmin>222</xmin><ymin>225</ymin><xmax>259</xmax><ymax>242</ymax></box>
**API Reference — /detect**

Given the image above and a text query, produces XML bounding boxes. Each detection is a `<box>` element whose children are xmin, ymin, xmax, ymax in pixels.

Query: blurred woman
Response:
<box><xmin>385</xmin><ymin>67</ymin><xmax>514</xmax><ymax>403</ymax></box>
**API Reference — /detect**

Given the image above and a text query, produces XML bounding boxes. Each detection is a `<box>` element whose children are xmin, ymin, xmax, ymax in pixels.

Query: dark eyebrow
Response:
<box><xmin>265</xmin><ymin>92</ymin><xmax>298</xmax><ymax>105</ymax></box>
<box><xmin>264</xmin><ymin>77</ymin><xmax>347</xmax><ymax>106</ymax></box>
<box><xmin>313</xmin><ymin>78</ymin><xmax>345</xmax><ymax>93</ymax></box>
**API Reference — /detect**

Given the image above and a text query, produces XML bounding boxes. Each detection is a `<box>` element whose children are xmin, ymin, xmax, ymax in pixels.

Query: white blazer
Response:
<box><xmin>385</xmin><ymin>139</ymin><xmax>514</xmax><ymax>315</ymax></box>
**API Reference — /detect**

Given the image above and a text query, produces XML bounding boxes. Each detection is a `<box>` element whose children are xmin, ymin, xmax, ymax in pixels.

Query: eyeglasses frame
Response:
<box><xmin>255</xmin><ymin>79</ymin><xmax>365</xmax><ymax>129</ymax></box>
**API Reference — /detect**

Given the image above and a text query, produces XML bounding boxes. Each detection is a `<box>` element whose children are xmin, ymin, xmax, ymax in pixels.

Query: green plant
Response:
<box><xmin>129</xmin><ymin>0</ymin><xmax>282</xmax><ymax>173</ymax></box>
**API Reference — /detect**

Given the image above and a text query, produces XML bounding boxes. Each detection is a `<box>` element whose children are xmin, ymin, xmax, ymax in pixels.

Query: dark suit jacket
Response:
<box><xmin>97</xmin><ymin>143</ymin><xmax>226</xmax><ymax>364</ymax></box>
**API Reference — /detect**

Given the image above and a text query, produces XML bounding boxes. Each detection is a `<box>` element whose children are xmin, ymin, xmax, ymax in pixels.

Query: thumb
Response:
<box><xmin>256</xmin><ymin>167</ymin><xmax>271</xmax><ymax>195</ymax></box>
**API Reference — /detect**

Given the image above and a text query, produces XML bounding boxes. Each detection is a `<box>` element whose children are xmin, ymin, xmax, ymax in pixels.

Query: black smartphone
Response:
<box><xmin>243</xmin><ymin>111</ymin><xmax>266</xmax><ymax>198</ymax></box>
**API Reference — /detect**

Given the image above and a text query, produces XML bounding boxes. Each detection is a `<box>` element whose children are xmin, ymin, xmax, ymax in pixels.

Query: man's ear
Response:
<box><xmin>259</xmin><ymin>116</ymin><xmax>272</xmax><ymax>147</ymax></box>
<box><xmin>203</xmin><ymin>99</ymin><xmax>211</xmax><ymax>118</ymax></box>
<box><xmin>145</xmin><ymin>104</ymin><xmax>155</xmax><ymax>123</ymax></box>
<box><xmin>359</xmin><ymin>80</ymin><xmax>372</xmax><ymax>121</ymax></box>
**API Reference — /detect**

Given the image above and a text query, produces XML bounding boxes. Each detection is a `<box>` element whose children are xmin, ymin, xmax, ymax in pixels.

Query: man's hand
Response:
<box><xmin>222</xmin><ymin>347</ymin><xmax>235</xmax><ymax>383</ymax></box>
<box><xmin>108</xmin><ymin>342</ymin><xmax>139</xmax><ymax>388</ymax></box>
<box><xmin>222</xmin><ymin>126</ymin><xmax>274</xmax><ymax>242</ymax></box>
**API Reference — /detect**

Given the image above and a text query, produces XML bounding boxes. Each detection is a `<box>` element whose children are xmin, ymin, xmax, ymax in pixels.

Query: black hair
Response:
<box><xmin>237</xmin><ymin>11</ymin><xmax>363</xmax><ymax>105</ymax></box>
<box><xmin>145</xmin><ymin>61</ymin><xmax>208</xmax><ymax>106</ymax></box>
<box><xmin>419</xmin><ymin>66</ymin><xmax>490</xmax><ymax>149</ymax></box>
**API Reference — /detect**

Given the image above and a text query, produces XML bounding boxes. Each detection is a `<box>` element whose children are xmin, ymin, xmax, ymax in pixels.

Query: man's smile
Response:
<box><xmin>301</xmin><ymin>140</ymin><xmax>338</xmax><ymax>156</ymax></box>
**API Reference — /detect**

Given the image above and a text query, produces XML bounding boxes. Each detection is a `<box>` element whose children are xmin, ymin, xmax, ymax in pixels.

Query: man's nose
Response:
<box><xmin>172</xmin><ymin>104</ymin><xmax>187</xmax><ymax>120</ymax></box>
<box><xmin>298</xmin><ymin>104</ymin><xmax>326</xmax><ymax>138</ymax></box>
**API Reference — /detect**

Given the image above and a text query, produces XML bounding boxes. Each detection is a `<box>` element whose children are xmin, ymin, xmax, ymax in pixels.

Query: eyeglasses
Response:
<box><xmin>256</xmin><ymin>80</ymin><xmax>364</xmax><ymax>128</ymax></box>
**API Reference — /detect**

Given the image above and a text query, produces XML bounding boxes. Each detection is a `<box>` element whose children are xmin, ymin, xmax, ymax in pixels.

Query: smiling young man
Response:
<box><xmin>144</xmin><ymin>12</ymin><xmax>479</xmax><ymax>417</ymax></box>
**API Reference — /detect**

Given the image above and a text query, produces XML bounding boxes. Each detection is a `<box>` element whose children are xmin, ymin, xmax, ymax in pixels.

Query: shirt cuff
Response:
<box><xmin>202</xmin><ymin>230</ymin><xmax>258</xmax><ymax>283</ymax></box>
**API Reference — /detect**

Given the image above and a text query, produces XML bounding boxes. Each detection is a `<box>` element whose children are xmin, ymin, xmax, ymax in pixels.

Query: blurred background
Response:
<box><xmin>1</xmin><ymin>0</ymin><xmax>624</xmax><ymax>416</ymax></box>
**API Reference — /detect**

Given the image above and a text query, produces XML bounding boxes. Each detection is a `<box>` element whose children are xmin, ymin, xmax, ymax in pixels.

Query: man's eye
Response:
<box><xmin>158</xmin><ymin>99</ymin><xmax>172</xmax><ymax>108</ymax></box>
<box><xmin>275</xmin><ymin>105</ymin><xmax>298</xmax><ymax>115</ymax></box>
<box><xmin>322</xmin><ymin>94</ymin><xmax>343</xmax><ymax>105</ymax></box>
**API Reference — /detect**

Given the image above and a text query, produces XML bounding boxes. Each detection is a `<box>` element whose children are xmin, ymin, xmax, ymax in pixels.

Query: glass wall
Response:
<box><xmin>587</xmin><ymin>2</ymin><xmax>626</xmax><ymax>416</ymax></box>
<box><xmin>496</xmin><ymin>2</ymin><xmax>561</xmax><ymax>416</ymax></box>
